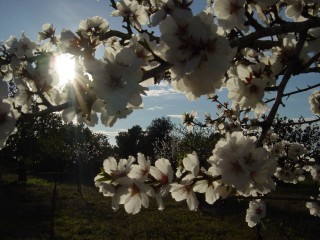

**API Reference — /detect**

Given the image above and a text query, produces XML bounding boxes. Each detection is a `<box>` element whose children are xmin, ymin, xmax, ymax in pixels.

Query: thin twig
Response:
<box><xmin>264</xmin><ymin>83</ymin><xmax>320</xmax><ymax>104</ymax></box>
<box><xmin>272</xmin><ymin>117</ymin><xmax>320</xmax><ymax>127</ymax></box>
<box><xmin>245</xmin><ymin>10</ymin><xmax>265</xmax><ymax>31</ymax></box>
<box><xmin>232</xmin><ymin>195</ymin><xmax>320</xmax><ymax>203</ymax></box>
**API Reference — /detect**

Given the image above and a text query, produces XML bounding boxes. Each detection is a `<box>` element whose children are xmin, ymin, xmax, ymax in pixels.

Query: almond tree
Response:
<box><xmin>1</xmin><ymin>0</ymin><xmax>320</xmax><ymax>230</ymax></box>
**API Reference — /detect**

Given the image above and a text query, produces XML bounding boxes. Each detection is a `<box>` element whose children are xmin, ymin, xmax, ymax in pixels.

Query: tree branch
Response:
<box><xmin>251</xmin><ymin>40</ymin><xmax>281</xmax><ymax>50</ymax></box>
<box><xmin>300</xmin><ymin>67</ymin><xmax>320</xmax><ymax>74</ymax></box>
<box><xmin>245</xmin><ymin>10</ymin><xmax>264</xmax><ymax>31</ymax></box>
<box><xmin>256</xmin><ymin>30</ymin><xmax>308</xmax><ymax>147</ymax></box>
<box><xmin>294</xmin><ymin>51</ymin><xmax>320</xmax><ymax>75</ymax></box>
<box><xmin>98</xmin><ymin>30</ymin><xmax>131</xmax><ymax>41</ymax></box>
<box><xmin>19</xmin><ymin>102</ymin><xmax>72</xmax><ymax>121</ymax></box>
<box><xmin>109</xmin><ymin>0</ymin><xmax>116</xmax><ymax>9</ymax></box>
<box><xmin>141</xmin><ymin>62</ymin><xmax>172</xmax><ymax>83</ymax></box>
<box><xmin>230</xmin><ymin>18</ymin><xmax>320</xmax><ymax>49</ymax></box>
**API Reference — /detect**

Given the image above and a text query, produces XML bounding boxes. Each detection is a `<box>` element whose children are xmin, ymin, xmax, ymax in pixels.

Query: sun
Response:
<box><xmin>54</xmin><ymin>54</ymin><xmax>75</xmax><ymax>86</ymax></box>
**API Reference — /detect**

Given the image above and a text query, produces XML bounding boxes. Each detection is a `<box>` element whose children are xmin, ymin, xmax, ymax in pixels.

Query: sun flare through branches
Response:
<box><xmin>54</xmin><ymin>54</ymin><xmax>75</xmax><ymax>86</ymax></box>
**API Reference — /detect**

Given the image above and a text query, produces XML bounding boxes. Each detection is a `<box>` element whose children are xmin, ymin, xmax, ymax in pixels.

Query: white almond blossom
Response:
<box><xmin>149</xmin><ymin>0</ymin><xmax>191</xmax><ymax>27</ymax></box>
<box><xmin>96</xmin><ymin>156</ymin><xmax>134</xmax><ymax>184</ymax></box>
<box><xmin>114</xmin><ymin>178</ymin><xmax>151</xmax><ymax>214</ymax></box>
<box><xmin>247</xmin><ymin>0</ymin><xmax>279</xmax><ymax>24</ymax></box>
<box><xmin>274</xmin><ymin>33</ymin><xmax>309</xmax><ymax>67</ymax></box>
<box><xmin>226</xmin><ymin>64</ymin><xmax>268</xmax><ymax>114</ymax></box>
<box><xmin>94</xmin><ymin>156</ymin><xmax>136</xmax><ymax>204</ymax></box>
<box><xmin>170</xmin><ymin>180</ymin><xmax>199</xmax><ymax>211</ymax></box>
<box><xmin>0</xmin><ymin>65</ymin><xmax>13</xmax><ymax>82</ymax></box>
<box><xmin>127</xmin><ymin>33</ymin><xmax>156</xmax><ymax>66</ymax></box>
<box><xmin>181</xmin><ymin>151</ymin><xmax>200</xmax><ymax>180</ymax></box>
<box><xmin>308</xmin><ymin>90</ymin><xmax>320</xmax><ymax>115</ymax></box>
<box><xmin>181</xmin><ymin>111</ymin><xmax>196</xmax><ymax>132</ymax></box>
<box><xmin>6</xmin><ymin>33</ymin><xmax>37</xmax><ymax>58</ymax></box>
<box><xmin>84</xmin><ymin>44</ymin><xmax>147</xmax><ymax>116</ymax></box>
<box><xmin>285</xmin><ymin>0</ymin><xmax>306</xmax><ymax>20</ymax></box>
<box><xmin>111</xmin><ymin>0</ymin><xmax>149</xmax><ymax>30</ymax></box>
<box><xmin>13</xmin><ymin>78</ymin><xmax>34</xmax><ymax>113</ymax></box>
<box><xmin>209</xmin><ymin>131</ymin><xmax>276</xmax><ymax>195</ymax></box>
<box><xmin>287</xmin><ymin>142</ymin><xmax>307</xmax><ymax>160</ymax></box>
<box><xmin>149</xmin><ymin>158</ymin><xmax>174</xmax><ymax>210</ymax></box>
<box><xmin>94</xmin><ymin>175</ymin><xmax>115</xmax><ymax>197</ymax></box>
<box><xmin>306</xmin><ymin>193</ymin><xmax>320</xmax><ymax>217</ymax></box>
<box><xmin>128</xmin><ymin>153</ymin><xmax>151</xmax><ymax>180</ymax></box>
<box><xmin>246</xmin><ymin>200</ymin><xmax>266</xmax><ymax>227</ymax></box>
<box><xmin>105</xmin><ymin>156</ymin><xmax>136</xmax><ymax>180</ymax></box>
<box><xmin>270</xmin><ymin>141</ymin><xmax>286</xmax><ymax>157</ymax></box>
<box><xmin>149</xmin><ymin>0</ymin><xmax>174</xmax><ymax>26</ymax></box>
<box><xmin>59</xmin><ymin>29</ymin><xmax>81</xmax><ymax>55</ymax></box>
<box><xmin>78</xmin><ymin>16</ymin><xmax>109</xmax><ymax>38</ymax></box>
<box><xmin>193</xmin><ymin>167</ymin><xmax>230</xmax><ymax>204</ymax></box>
<box><xmin>159</xmin><ymin>11</ymin><xmax>233</xmax><ymax>99</ymax></box>
<box><xmin>91</xmin><ymin>99</ymin><xmax>135</xmax><ymax>127</ymax></box>
<box><xmin>0</xmin><ymin>99</ymin><xmax>20</xmax><ymax>149</ymax></box>
<box><xmin>74</xmin><ymin>110</ymin><xmax>99</xmax><ymax>127</ymax></box>
<box><xmin>193</xmin><ymin>180</ymin><xmax>228</xmax><ymax>204</ymax></box>
<box><xmin>38</xmin><ymin>23</ymin><xmax>57</xmax><ymax>45</ymax></box>
<box><xmin>213</xmin><ymin>0</ymin><xmax>246</xmax><ymax>30</ymax></box>
<box><xmin>310</xmin><ymin>165</ymin><xmax>320</xmax><ymax>183</ymax></box>
<box><xmin>274</xmin><ymin>165</ymin><xmax>305</xmax><ymax>184</ymax></box>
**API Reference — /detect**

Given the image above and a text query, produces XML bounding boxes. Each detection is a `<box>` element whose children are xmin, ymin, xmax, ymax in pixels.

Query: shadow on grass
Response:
<box><xmin>265</xmin><ymin>200</ymin><xmax>320</xmax><ymax>239</ymax></box>
<box><xmin>0</xmin><ymin>178</ymin><xmax>52</xmax><ymax>239</ymax></box>
<box><xmin>1</xmin><ymin>175</ymin><xmax>320</xmax><ymax>240</ymax></box>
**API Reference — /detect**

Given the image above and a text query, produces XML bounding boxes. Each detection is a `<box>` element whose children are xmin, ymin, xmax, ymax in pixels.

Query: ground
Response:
<box><xmin>0</xmin><ymin>174</ymin><xmax>319</xmax><ymax>240</ymax></box>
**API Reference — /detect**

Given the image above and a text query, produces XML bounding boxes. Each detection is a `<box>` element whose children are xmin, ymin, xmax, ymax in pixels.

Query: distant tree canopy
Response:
<box><xmin>2</xmin><ymin>113</ymin><xmax>319</xmax><ymax>184</ymax></box>
<box><xmin>146</xmin><ymin>117</ymin><xmax>174</xmax><ymax>142</ymax></box>
<box><xmin>114</xmin><ymin>117</ymin><xmax>174</xmax><ymax>161</ymax></box>
<box><xmin>115</xmin><ymin>125</ymin><xmax>146</xmax><ymax>159</ymax></box>
<box><xmin>273</xmin><ymin>116</ymin><xmax>320</xmax><ymax>160</ymax></box>
<box><xmin>173</xmin><ymin>126</ymin><xmax>220</xmax><ymax>168</ymax></box>
<box><xmin>145</xmin><ymin>117</ymin><xmax>174</xmax><ymax>160</ymax></box>
<box><xmin>0</xmin><ymin>113</ymin><xmax>113</xmax><ymax>182</ymax></box>
<box><xmin>113</xmin><ymin>115</ymin><xmax>320</xmax><ymax>172</ymax></box>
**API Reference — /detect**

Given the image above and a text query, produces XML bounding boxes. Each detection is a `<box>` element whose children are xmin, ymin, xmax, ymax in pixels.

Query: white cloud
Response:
<box><xmin>147</xmin><ymin>106</ymin><xmax>164</xmax><ymax>111</ymax></box>
<box><xmin>144</xmin><ymin>84</ymin><xmax>181</xmax><ymax>97</ymax></box>
<box><xmin>93</xmin><ymin>129</ymin><xmax>127</xmax><ymax>136</ymax></box>
<box><xmin>167</xmin><ymin>114</ymin><xmax>183</xmax><ymax>119</ymax></box>
<box><xmin>291</xmin><ymin>117</ymin><xmax>318</xmax><ymax>122</ymax></box>
<box><xmin>158</xmin><ymin>81</ymin><xmax>171</xmax><ymax>87</ymax></box>
<box><xmin>92</xmin><ymin>129</ymin><xmax>129</xmax><ymax>146</ymax></box>
<box><xmin>144</xmin><ymin>89</ymin><xmax>174</xmax><ymax>97</ymax></box>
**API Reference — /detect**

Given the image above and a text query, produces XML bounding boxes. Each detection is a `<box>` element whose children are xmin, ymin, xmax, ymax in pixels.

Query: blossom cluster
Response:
<box><xmin>94</xmin><ymin>129</ymin><xmax>318</xmax><ymax>227</ymax></box>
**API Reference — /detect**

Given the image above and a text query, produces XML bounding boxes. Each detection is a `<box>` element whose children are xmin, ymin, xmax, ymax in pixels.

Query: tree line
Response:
<box><xmin>1</xmin><ymin>113</ymin><xmax>319</xmax><ymax>185</ymax></box>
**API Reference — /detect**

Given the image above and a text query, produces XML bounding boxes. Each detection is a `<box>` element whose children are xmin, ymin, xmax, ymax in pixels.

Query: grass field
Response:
<box><xmin>0</xmin><ymin>174</ymin><xmax>319</xmax><ymax>240</ymax></box>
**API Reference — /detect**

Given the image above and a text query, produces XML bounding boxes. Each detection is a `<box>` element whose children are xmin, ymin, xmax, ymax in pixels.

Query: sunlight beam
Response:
<box><xmin>54</xmin><ymin>54</ymin><xmax>75</xmax><ymax>86</ymax></box>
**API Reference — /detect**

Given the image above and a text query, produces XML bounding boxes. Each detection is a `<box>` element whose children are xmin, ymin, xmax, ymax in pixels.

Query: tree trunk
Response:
<box><xmin>18</xmin><ymin>158</ymin><xmax>27</xmax><ymax>182</ymax></box>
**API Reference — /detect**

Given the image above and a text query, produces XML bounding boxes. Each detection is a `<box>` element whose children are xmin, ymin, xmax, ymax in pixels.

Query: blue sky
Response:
<box><xmin>0</xmin><ymin>0</ymin><xmax>318</xmax><ymax>145</ymax></box>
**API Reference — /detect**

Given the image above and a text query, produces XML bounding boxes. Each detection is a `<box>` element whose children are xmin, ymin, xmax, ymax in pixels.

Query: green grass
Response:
<box><xmin>0</xmin><ymin>174</ymin><xmax>319</xmax><ymax>240</ymax></box>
